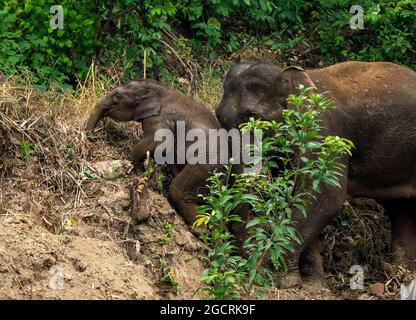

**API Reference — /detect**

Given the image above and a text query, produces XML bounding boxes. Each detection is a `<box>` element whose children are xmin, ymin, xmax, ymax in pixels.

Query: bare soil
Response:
<box><xmin>0</xmin><ymin>174</ymin><xmax>206</xmax><ymax>300</ymax></box>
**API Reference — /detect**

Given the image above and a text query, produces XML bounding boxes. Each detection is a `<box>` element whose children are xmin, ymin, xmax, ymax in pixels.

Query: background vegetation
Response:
<box><xmin>0</xmin><ymin>0</ymin><xmax>415</xmax><ymax>89</ymax></box>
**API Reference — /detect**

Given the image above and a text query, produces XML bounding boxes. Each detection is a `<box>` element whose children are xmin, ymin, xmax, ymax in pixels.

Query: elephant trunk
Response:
<box><xmin>85</xmin><ymin>105</ymin><xmax>106</xmax><ymax>131</ymax></box>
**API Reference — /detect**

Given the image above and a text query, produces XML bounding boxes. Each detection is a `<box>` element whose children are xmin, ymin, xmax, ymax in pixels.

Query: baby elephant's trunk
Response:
<box><xmin>85</xmin><ymin>105</ymin><xmax>105</xmax><ymax>131</ymax></box>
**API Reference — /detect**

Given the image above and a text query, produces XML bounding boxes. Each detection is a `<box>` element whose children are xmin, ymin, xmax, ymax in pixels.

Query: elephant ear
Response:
<box><xmin>280</xmin><ymin>66</ymin><xmax>317</xmax><ymax>94</ymax></box>
<box><xmin>133</xmin><ymin>88</ymin><xmax>162</xmax><ymax>120</ymax></box>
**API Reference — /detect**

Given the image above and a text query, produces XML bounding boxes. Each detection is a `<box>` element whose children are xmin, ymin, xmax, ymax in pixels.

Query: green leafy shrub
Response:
<box><xmin>0</xmin><ymin>0</ymin><xmax>414</xmax><ymax>88</ymax></box>
<box><xmin>159</xmin><ymin>257</ymin><xmax>180</xmax><ymax>295</ymax></box>
<box><xmin>97</xmin><ymin>0</ymin><xmax>314</xmax><ymax>82</ymax></box>
<box><xmin>19</xmin><ymin>140</ymin><xmax>36</xmax><ymax>160</ymax></box>
<box><xmin>0</xmin><ymin>0</ymin><xmax>313</xmax><ymax>87</ymax></box>
<box><xmin>0</xmin><ymin>0</ymin><xmax>103</xmax><ymax>88</ymax></box>
<box><xmin>195</xmin><ymin>87</ymin><xmax>354</xmax><ymax>299</ymax></box>
<box><xmin>315</xmin><ymin>0</ymin><xmax>416</xmax><ymax>68</ymax></box>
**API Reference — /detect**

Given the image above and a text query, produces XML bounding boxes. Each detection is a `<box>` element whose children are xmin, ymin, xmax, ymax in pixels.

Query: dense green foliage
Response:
<box><xmin>317</xmin><ymin>0</ymin><xmax>416</xmax><ymax>67</ymax></box>
<box><xmin>0</xmin><ymin>0</ymin><xmax>415</xmax><ymax>87</ymax></box>
<box><xmin>195</xmin><ymin>87</ymin><xmax>354</xmax><ymax>299</ymax></box>
<box><xmin>0</xmin><ymin>0</ymin><xmax>102</xmax><ymax>87</ymax></box>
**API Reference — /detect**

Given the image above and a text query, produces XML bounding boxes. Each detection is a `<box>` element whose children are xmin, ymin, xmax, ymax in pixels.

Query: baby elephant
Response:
<box><xmin>85</xmin><ymin>79</ymin><xmax>222</xmax><ymax>225</ymax></box>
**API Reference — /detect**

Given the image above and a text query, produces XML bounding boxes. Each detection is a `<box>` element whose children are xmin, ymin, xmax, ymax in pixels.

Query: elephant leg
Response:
<box><xmin>131</xmin><ymin>137</ymin><xmax>160</xmax><ymax>174</ymax></box>
<box><xmin>379</xmin><ymin>198</ymin><xmax>416</xmax><ymax>266</ymax></box>
<box><xmin>277</xmin><ymin>250</ymin><xmax>303</xmax><ymax>288</ymax></box>
<box><xmin>299</xmin><ymin>236</ymin><xmax>326</xmax><ymax>286</ymax></box>
<box><xmin>168</xmin><ymin>164</ymin><xmax>216</xmax><ymax>226</ymax></box>
<box><xmin>279</xmin><ymin>174</ymin><xmax>348</xmax><ymax>288</ymax></box>
<box><xmin>229</xmin><ymin>203</ymin><xmax>251</xmax><ymax>257</ymax></box>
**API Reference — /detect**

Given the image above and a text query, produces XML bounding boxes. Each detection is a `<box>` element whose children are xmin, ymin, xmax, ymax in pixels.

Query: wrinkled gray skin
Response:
<box><xmin>86</xmin><ymin>79</ymin><xmax>222</xmax><ymax>225</ymax></box>
<box><xmin>216</xmin><ymin>60</ymin><xmax>416</xmax><ymax>288</ymax></box>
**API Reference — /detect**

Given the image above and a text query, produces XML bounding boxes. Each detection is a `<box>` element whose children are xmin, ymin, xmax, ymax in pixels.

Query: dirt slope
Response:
<box><xmin>0</xmin><ymin>179</ymin><xmax>205</xmax><ymax>300</ymax></box>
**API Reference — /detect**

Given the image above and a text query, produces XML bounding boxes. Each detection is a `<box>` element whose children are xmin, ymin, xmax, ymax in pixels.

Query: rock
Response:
<box><xmin>175</xmin><ymin>232</ymin><xmax>201</xmax><ymax>252</ymax></box>
<box><xmin>370</xmin><ymin>282</ymin><xmax>384</xmax><ymax>296</ymax></box>
<box><xmin>64</xmin><ymin>271</ymin><xmax>73</xmax><ymax>281</ymax></box>
<box><xmin>71</xmin><ymin>257</ymin><xmax>88</xmax><ymax>272</ymax></box>
<box><xmin>358</xmin><ymin>293</ymin><xmax>370</xmax><ymax>300</ymax></box>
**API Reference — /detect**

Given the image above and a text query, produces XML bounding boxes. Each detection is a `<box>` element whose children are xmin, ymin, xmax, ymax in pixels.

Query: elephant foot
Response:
<box><xmin>391</xmin><ymin>245</ymin><xmax>416</xmax><ymax>269</ymax></box>
<box><xmin>380</xmin><ymin>198</ymin><xmax>416</xmax><ymax>269</ymax></box>
<box><xmin>302</xmin><ymin>274</ymin><xmax>328</xmax><ymax>288</ymax></box>
<box><xmin>391</xmin><ymin>245</ymin><xmax>406</xmax><ymax>264</ymax></box>
<box><xmin>299</xmin><ymin>238</ymin><xmax>327</xmax><ymax>287</ymax></box>
<box><xmin>299</xmin><ymin>260</ymin><xmax>327</xmax><ymax>288</ymax></box>
<box><xmin>390</xmin><ymin>229</ymin><xmax>416</xmax><ymax>269</ymax></box>
<box><xmin>277</xmin><ymin>271</ymin><xmax>303</xmax><ymax>289</ymax></box>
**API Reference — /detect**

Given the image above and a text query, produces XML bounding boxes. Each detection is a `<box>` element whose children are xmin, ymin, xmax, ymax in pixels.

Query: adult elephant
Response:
<box><xmin>215</xmin><ymin>60</ymin><xmax>416</xmax><ymax>288</ymax></box>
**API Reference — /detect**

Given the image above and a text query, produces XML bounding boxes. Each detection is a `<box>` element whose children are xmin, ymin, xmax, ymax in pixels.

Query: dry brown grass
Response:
<box><xmin>321</xmin><ymin>198</ymin><xmax>416</xmax><ymax>299</ymax></box>
<box><xmin>0</xmin><ymin>72</ymin><xmax>139</xmax><ymax>234</ymax></box>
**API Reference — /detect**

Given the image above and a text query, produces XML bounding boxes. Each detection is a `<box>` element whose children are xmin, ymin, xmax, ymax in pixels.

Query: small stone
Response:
<box><xmin>64</xmin><ymin>272</ymin><xmax>73</xmax><ymax>281</ymax></box>
<box><xmin>370</xmin><ymin>282</ymin><xmax>384</xmax><ymax>296</ymax></box>
<box><xmin>42</xmin><ymin>257</ymin><xmax>57</xmax><ymax>269</ymax></box>
<box><xmin>73</xmin><ymin>259</ymin><xmax>88</xmax><ymax>272</ymax></box>
<box><xmin>358</xmin><ymin>293</ymin><xmax>370</xmax><ymax>300</ymax></box>
<box><xmin>174</xmin><ymin>233</ymin><xmax>188</xmax><ymax>246</ymax></box>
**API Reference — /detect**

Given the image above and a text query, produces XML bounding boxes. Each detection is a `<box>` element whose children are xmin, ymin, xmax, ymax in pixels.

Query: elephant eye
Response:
<box><xmin>246</xmin><ymin>81</ymin><xmax>266</xmax><ymax>93</ymax></box>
